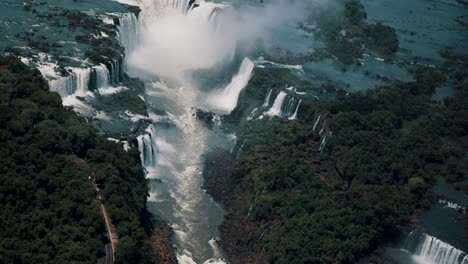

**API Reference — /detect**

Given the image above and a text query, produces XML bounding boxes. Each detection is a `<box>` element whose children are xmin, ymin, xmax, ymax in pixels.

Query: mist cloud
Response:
<box><xmin>127</xmin><ymin>0</ymin><xmax>311</xmax><ymax>79</ymax></box>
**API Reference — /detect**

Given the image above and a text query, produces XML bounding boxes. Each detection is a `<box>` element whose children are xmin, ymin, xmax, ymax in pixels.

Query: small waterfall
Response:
<box><xmin>319</xmin><ymin>133</ymin><xmax>328</xmax><ymax>151</ymax></box>
<box><xmin>265</xmin><ymin>92</ymin><xmax>301</xmax><ymax>119</ymax></box>
<box><xmin>137</xmin><ymin>125</ymin><xmax>158</xmax><ymax>168</ymax></box>
<box><xmin>282</xmin><ymin>96</ymin><xmax>300</xmax><ymax>117</ymax></box>
<box><xmin>47</xmin><ymin>76</ymin><xmax>75</xmax><ymax>98</ymax></box>
<box><xmin>108</xmin><ymin>60</ymin><xmax>121</xmax><ymax>85</ymax></box>
<box><xmin>266</xmin><ymin>91</ymin><xmax>287</xmax><ymax>117</ymax></box>
<box><xmin>247</xmin><ymin>108</ymin><xmax>258</xmax><ymax>120</ymax></box>
<box><xmin>313</xmin><ymin>114</ymin><xmax>322</xmax><ymax>132</ymax></box>
<box><xmin>288</xmin><ymin>99</ymin><xmax>301</xmax><ymax>120</ymax></box>
<box><xmin>72</xmin><ymin>68</ymin><xmax>91</xmax><ymax>96</ymax></box>
<box><xmin>48</xmin><ymin>68</ymin><xmax>91</xmax><ymax>97</ymax></box>
<box><xmin>118</xmin><ymin>12</ymin><xmax>139</xmax><ymax>54</ymax></box>
<box><xmin>93</xmin><ymin>63</ymin><xmax>110</xmax><ymax>89</ymax></box>
<box><xmin>262</xmin><ymin>88</ymin><xmax>272</xmax><ymax>107</ymax></box>
<box><xmin>319</xmin><ymin>121</ymin><xmax>327</xmax><ymax>136</ymax></box>
<box><xmin>404</xmin><ymin>231</ymin><xmax>468</xmax><ymax>264</ymax></box>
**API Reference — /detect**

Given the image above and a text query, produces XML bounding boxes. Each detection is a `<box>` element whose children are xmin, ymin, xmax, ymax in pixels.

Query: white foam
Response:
<box><xmin>98</xmin><ymin>86</ymin><xmax>128</xmax><ymax>95</ymax></box>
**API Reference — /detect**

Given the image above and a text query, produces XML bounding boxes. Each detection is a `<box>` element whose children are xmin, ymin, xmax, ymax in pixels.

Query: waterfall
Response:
<box><xmin>265</xmin><ymin>92</ymin><xmax>301</xmax><ymax>119</ymax></box>
<box><xmin>123</xmin><ymin>0</ymin><xmax>311</xmax><ymax>262</ymax></box>
<box><xmin>108</xmin><ymin>60</ymin><xmax>121</xmax><ymax>85</ymax></box>
<box><xmin>72</xmin><ymin>68</ymin><xmax>91</xmax><ymax>96</ymax></box>
<box><xmin>137</xmin><ymin>125</ymin><xmax>158</xmax><ymax>168</ymax></box>
<box><xmin>288</xmin><ymin>99</ymin><xmax>301</xmax><ymax>120</ymax></box>
<box><xmin>206</xmin><ymin>58</ymin><xmax>254</xmax><ymax>114</ymax></box>
<box><xmin>47</xmin><ymin>75</ymin><xmax>75</xmax><ymax>98</ymax></box>
<box><xmin>313</xmin><ymin>114</ymin><xmax>322</xmax><ymax>132</ymax></box>
<box><xmin>93</xmin><ymin>63</ymin><xmax>110</xmax><ymax>89</ymax></box>
<box><xmin>118</xmin><ymin>12</ymin><xmax>139</xmax><ymax>54</ymax></box>
<box><xmin>156</xmin><ymin>0</ymin><xmax>192</xmax><ymax>13</ymax></box>
<box><xmin>37</xmin><ymin>60</ymin><xmax>95</xmax><ymax>98</ymax></box>
<box><xmin>282</xmin><ymin>96</ymin><xmax>299</xmax><ymax>117</ymax></box>
<box><xmin>262</xmin><ymin>88</ymin><xmax>272</xmax><ymax>107</ymax></box>
<box><xmin>319</xmin><ymin>134</ymin><xmax>328</xmax><ymax>151</ymax></box>
<box><xmin>47</xmin><ymin>67</ymin><xmax>91</xmax><ymax>97</ymax></box>
<box><xmin>404</xmin><ymin>231</ymin><xmax>468</xmax><ymax>264</ymax></box>
<box><xmin>266</xmin><ymin>91</ymin><xmax>287</xmax><ymax>117</ymax></box>
<box><xmin>247</xmin><ymin>108</ymin><xmax>258</xmax><ymax>120</ymax></box>
<box><xmin>319</xmin><ymin>121</ymin><xmax>326</xmax><ymax>136</ymax></box>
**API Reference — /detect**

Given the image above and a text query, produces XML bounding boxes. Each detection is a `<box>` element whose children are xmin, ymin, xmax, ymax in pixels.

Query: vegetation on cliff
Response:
<box><xmin>0</xmin><ymin>56</ymin><xmax>153</xmax><ymax>264</ymax></box>
<box><xmin>204</xmin><ymin>49</ymin><xmax>467</xmax><ymax>263</ymax></box>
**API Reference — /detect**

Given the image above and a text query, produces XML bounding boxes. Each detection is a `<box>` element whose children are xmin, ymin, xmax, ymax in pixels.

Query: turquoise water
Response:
<box><xmin>362</xmin><ymin>0</ymin><xmax>468</xmax><ymax>62</ymax></box>
<box><xmin>0</xmin><ymin>0</ymin><xmax>466</xmax><ymax>263</ymax></box>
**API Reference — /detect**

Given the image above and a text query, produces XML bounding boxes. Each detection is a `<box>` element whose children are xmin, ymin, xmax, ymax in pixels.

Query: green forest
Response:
<box><xmin>0</xmin><ymin>56</ymin><xmax>153</xmax><ymax>264</ymax></box>
<box><xmin>204</xmin><ymin>50</ymin><xmax>467</xmax><ymax>263</ymax></box>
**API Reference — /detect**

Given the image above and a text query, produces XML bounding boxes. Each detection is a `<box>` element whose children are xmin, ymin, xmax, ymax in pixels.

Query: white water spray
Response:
<box><xmin>123</xmin><ymin>0</ymin><xmax>310</xmax><ymax>262</ymax></box>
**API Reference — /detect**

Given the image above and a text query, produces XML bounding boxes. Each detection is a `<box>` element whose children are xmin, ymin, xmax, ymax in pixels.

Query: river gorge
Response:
<box><xmin>0</xmin><ymin>0</ymin><xmax>467</xmax><ymax>263</ymax></box>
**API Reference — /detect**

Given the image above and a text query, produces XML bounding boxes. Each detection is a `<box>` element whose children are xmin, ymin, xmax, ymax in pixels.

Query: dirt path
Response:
<box><xmin>94</xmin><ymin>181</ymin><xmax>118</xmax><ymax>263</ymax></box>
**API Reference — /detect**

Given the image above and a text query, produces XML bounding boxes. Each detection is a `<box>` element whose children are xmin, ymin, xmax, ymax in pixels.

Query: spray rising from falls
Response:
<box><xmin>123</xmin><ymin>0</ymin><xmax>311</xmax><ymax>263</ymax></box>
<box><xmin>404</xmin><ymin>231</ymin><xmax>468</xmax><ymax>264</ymax></box>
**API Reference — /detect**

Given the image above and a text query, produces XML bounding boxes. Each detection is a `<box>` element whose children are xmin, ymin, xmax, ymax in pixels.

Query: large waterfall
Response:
<box><xmin>118</xmin><ymin>0</ymin><xmax>311</xmax><ymax>263</ymax></box>
<box><xmin>205</xmin><ymin>58</ymin><xmax>255</xmax><ymax>114</ymax></box>
<box><xmin>404</xmin><ymin>231</ymin><xmax>468</xmax><ymax>264</ymax></box>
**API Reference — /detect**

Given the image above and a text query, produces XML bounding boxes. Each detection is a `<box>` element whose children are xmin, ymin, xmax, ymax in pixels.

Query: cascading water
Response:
<box><xmin>247</xmin><ymin>108</ymin><xmax>258</xmax><ymax>120</ymax></box>
<box><xmin>288</xmin><ymin>99</ymin><xmax>301</xmax><ymax>120</ymax></box>
<box><xmin>93</xmin><ymin>63</ymin><xmax>111</xmax><ymax>89</ymax></box>
<box><xmin>47</xmin><ymin>74</ymin><xmax>75</xmax><ymax>98</ymax></box>
<box><xmin>72</xmin><ymin>68</ymin><xmax>91</xmax><ymax>96</ymax></box>
<box><xmin>44</xmin><ymin>67</ymin><xmax>91</xmax><ymax>98</ymax></box>
<box><xmin>262</xmin><ymin>88</ymin><xmax>272</xmax><ymax>107</ymax></box>
<box><xmin>313</xmin><ymin>114</ymin><xmax>322</xmax><ymax>132</ymax></box>
<box><xmin>404</xmin><ymin>231</ymin><xmax>468</xmax><ymax>264</ymax></box>
<box><xmin>319</xmin><ymin>121</ymin><xmax>326</xmax><ymax>136</ymax></box>
<box><xmin>282</xmin><ymin>96</ymin><xmax>300</xmax><ymax>118</ymax></box>
<box><xmin>205</xmin><ymin>58</ymin><xmax>255</xmax><ymax>114</ymax></box>
<box><xmin>265</xmin><ymin>91</ymin><xmax>301</xmax><ymax>119</ymax></box>
<box><xmin>266</xmin><ymin>91</ymin><xmax>287</xmax><ymax>116</ymax></box>
<box><xmin>137</xmin><ymin>125</ymin><xmax>158</xmax><ymax>168</ymax></box>
<box><xmin>108</xmin><ymin>59</ymin><xmax>121</xmax><ymax>85</ymax></box>
<box><xmin>118</xmin><ymin>12</ymin><xmax>139</xmax><ymax>53</ymax></box>
<box><xmin>319</xmin><ymin>133</ymin><xmax>328</xmax><ymax>151</ymax></box>
<box><xmin>120</xmin><ymin>0</ymin><xmax>311</xmax><ymax>262</ymax></box>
